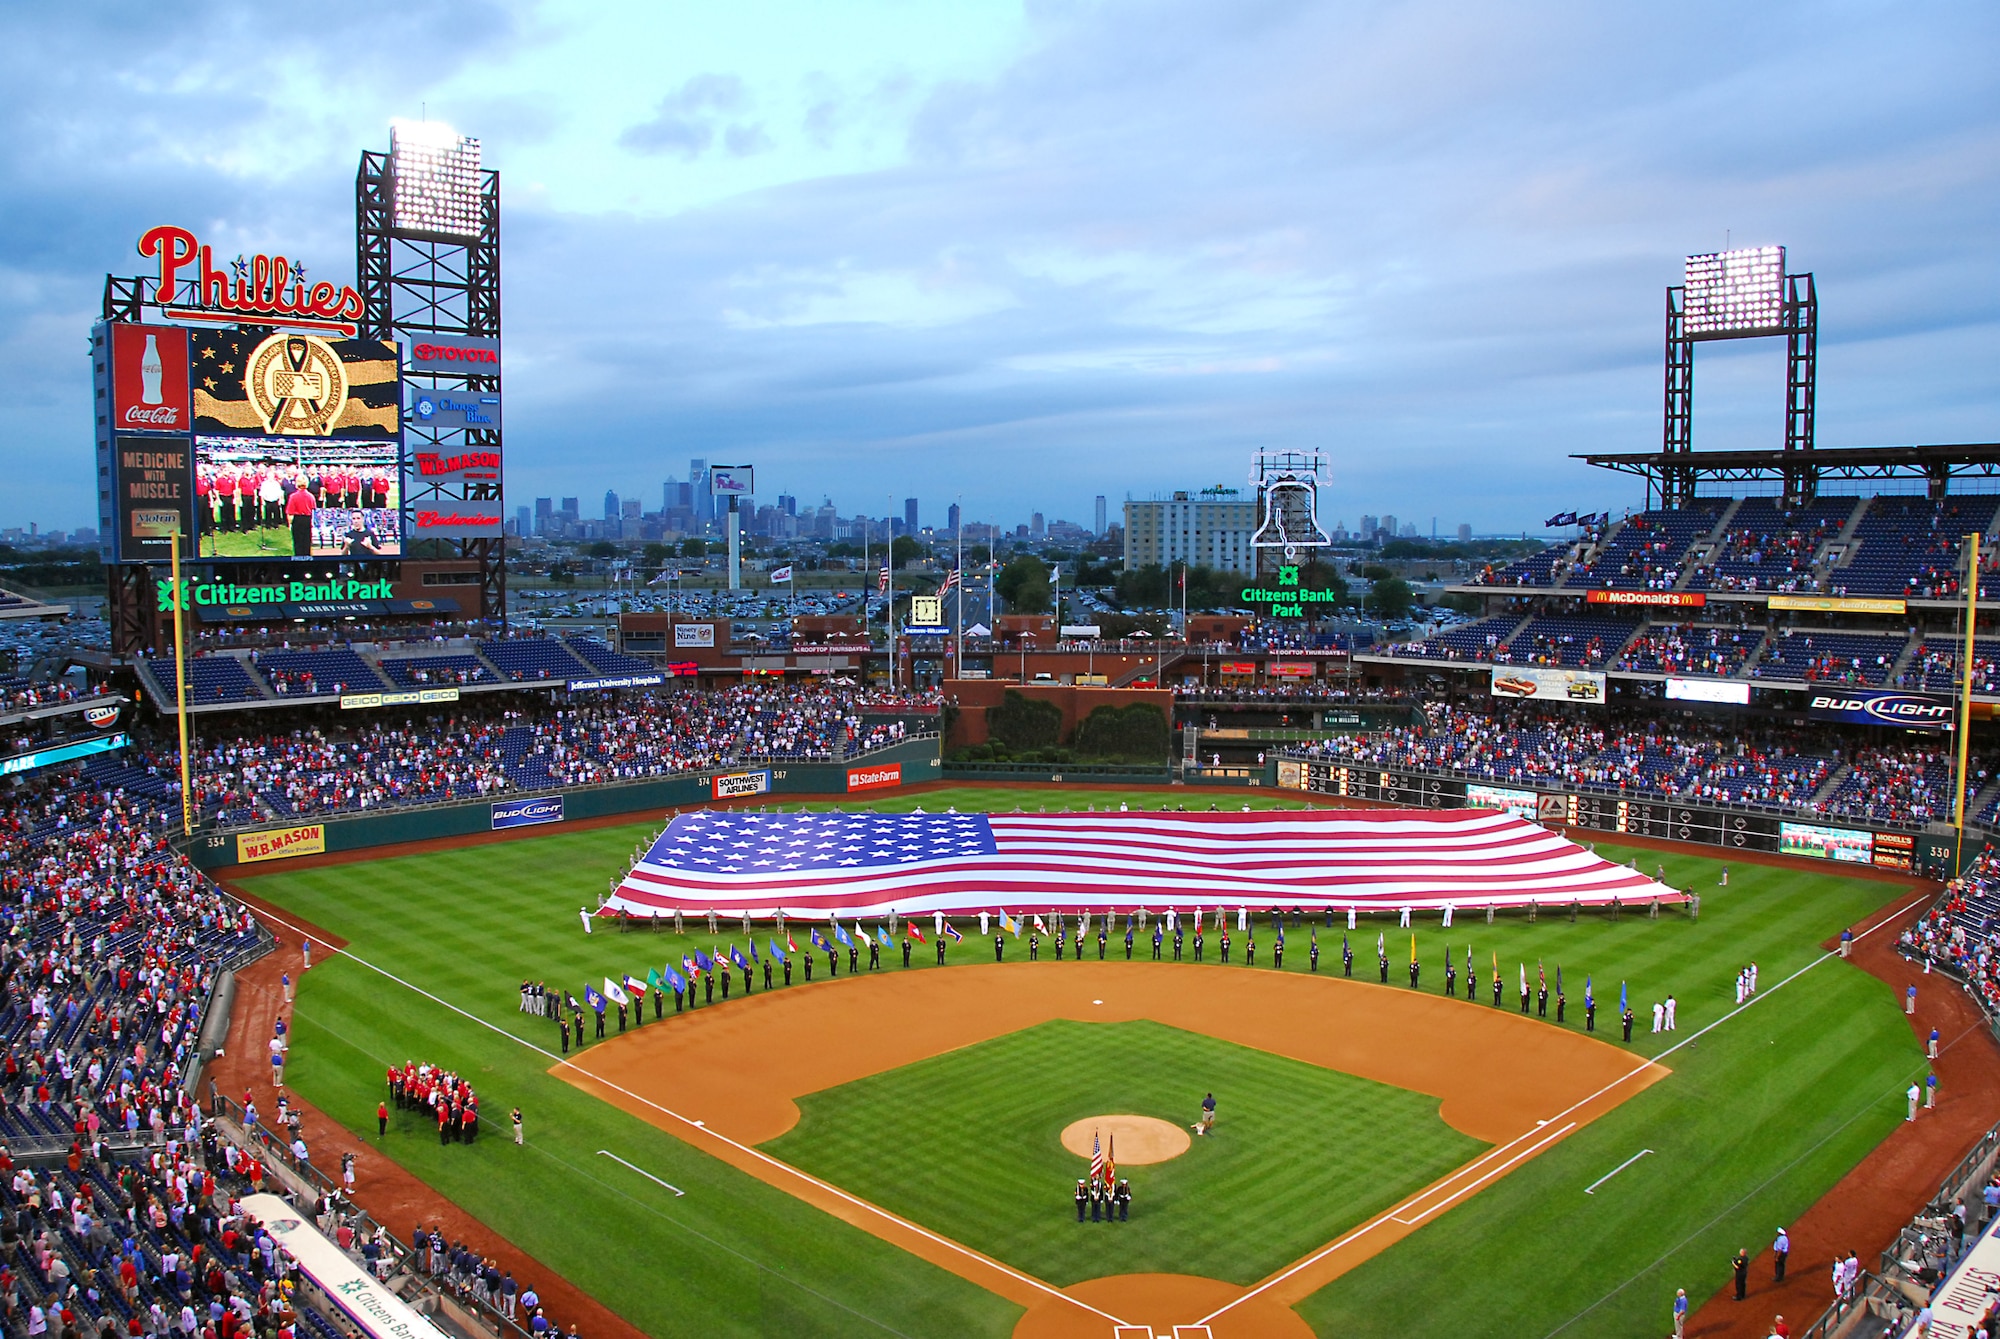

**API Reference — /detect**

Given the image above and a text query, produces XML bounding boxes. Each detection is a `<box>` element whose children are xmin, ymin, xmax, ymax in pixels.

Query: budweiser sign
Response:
<box><xmin>1585</xmin><ymin>589</ymin><xmax>1707</xmax><ymax>608</ymax></box>
<box><xmin>109</xmin><ymin>323</ymin><xmax>191</xmax><ymax>432</ymax></box>
<box><xmin>138</xmin><ymin>224</ymin><xmax>365</xmax><ymax>336</ymax></box>
<box><xmin>412</xmin><ymin>508</ymin><xmax>503</xmax><ymax>539</ymax></box>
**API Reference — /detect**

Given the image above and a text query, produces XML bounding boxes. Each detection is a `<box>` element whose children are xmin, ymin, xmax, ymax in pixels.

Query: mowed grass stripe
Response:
<box><xmin>237</xmin><ymin>790</ymin><xmax>1920</xmax><ymax>1338</ymax></box>
<box><xmin>763</xmin><ymin>1019</ymin><xmax>1485</xmax><ymax>1286</ymax></box>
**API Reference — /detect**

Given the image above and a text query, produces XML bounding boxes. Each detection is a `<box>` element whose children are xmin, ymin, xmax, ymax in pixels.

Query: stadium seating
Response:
<box><xmin>143</xmin><ymin>655</ymin><xmax>266</xmax><ymax>705</ymax></box>
<box><xmin>1898</xmin><ymin>636</ymin><xmax>2000</xmax><ymax>695</ymax></box>
<box><xmin>478</xmin><ymin>637</ymin><xmax>593</xmax><ymax>681</ymax></box>
<box><xmin>1381</xmin><ymin>614</ymin><xmax>1524</xmax><ymax>661</ymax></box>
<box><xmin>564</xmin><ymin>636</ymin><xmax>659</xmax><ymax>675</ymax></box>
<box><xmin>1613</xmin><ymin>623</ymin><xmax>1761</xmax><ymax>677</ymax></box>
<box><xmin>379</xmin><ymin>653</ymin><xmax>498</xmax><ymax>688</ymax></box>
<box><xmin>1683</xmin><ymin>496</ymin><xmax>1857</xmax><ymax>593</ymax></box>
<box><xmin>1560</xmin><ymin>504</ymin><xmax>1724</xmax><ymax>591</ymax></box>
<box><xmin>1829</xmin><ymin>495</ymin><xmax>2000</xmax><ymax>598</ymax></box>
<box><xmin>1493</xmin><ymin>616</ymin><xmax>1639</xmax><ymax>667</ymax></box>
<box><xmin>1748</xmin><ymin>630</ymin><xmax>1909</xmax><ymax>686</ymax></box>
<box><xmin>254</xmin><ymin>647</ymin><xmax>390</xmax><ymax>698</ymax></box>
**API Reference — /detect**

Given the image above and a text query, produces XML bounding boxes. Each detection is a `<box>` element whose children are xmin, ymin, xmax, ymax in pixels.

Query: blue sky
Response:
<box><xmin>2</xmin><ymin>0</ymin><xmax>1996</xmax><ymax>535</ymax></box>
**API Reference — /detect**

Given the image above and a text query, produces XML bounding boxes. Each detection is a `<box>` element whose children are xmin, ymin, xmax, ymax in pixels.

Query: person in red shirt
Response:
<box><xmin>285</xmin><ymin>479</ymin><xmax>316</xmax><ymax>556</ymax></box>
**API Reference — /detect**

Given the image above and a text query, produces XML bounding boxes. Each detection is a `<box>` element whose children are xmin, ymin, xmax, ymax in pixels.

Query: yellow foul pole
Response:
<box><xmin>1953</xmin><ymin>532</ymin><xmax>1980</xmax><ymax>861</ymax></box>
<box><xmin>170</xmin><ymin>533</ymin><xmax>192</xmax><ymax>837</ymax></box>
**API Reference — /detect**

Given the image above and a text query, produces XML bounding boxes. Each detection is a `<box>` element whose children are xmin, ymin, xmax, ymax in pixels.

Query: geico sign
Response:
<box><xmin>1809</xmin><ymin>693</ymin><xmax>1952</xmax><ymax>725</ymax></box>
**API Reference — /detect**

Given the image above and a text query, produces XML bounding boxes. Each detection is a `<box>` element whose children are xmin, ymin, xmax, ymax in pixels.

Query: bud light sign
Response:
<box><xmin>1806</xmin><ymin>690</ymin><xmax>1954</xmax><ymax>731</ymax></box>
<box><xmin>491</xmin><ymin>795</ymin><xmax>564</xmax><ymax>830</ymax></box>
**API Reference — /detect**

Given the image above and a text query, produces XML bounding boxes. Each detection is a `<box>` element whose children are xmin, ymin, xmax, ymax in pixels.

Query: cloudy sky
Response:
<box><xmin>2</xmin><ymin>0</ymin><xmax>1996</xmax><ymax>537</ymax></box>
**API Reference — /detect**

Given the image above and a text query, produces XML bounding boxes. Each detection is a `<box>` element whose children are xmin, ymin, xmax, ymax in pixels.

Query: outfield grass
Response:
<box><xmin>238</xmin><ymin>786</ymin><xmax>1926</xmax><ymax>1338</ymax></box>
<box><xmin>764</xmin><ymin>1018</ymin><xmax>1486</xmax><ymax>1285</ymax></box>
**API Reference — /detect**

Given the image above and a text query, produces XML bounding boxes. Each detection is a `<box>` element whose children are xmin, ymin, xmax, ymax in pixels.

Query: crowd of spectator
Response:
<box><xmin>1906</xmin><ymin>850</ymin><xmax>2000</xmax><ymax>1017</ymax></box>
<box><xmin>0</xmin><ymin>681</ymin><xmax>108</xmax><ymax>717</ymax></box>
<box><xmin>172</xmin><ymin>683</ymin><xmax>936</xmax><ymax>823</ymax></box>
<box><xmin>1281</xmin><ymin>701</ymin><xmax>2000</xmax><ymax>820</ymax></box>
<box><xmin>1613</xmin><ymin>624</ymin><xmax>1760</xmax><ymax>677</ymax></box>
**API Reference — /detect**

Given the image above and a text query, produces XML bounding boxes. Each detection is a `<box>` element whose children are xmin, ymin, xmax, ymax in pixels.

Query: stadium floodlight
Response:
<box><xmin>389</xmin><ymin>120</ymin><xmax>483</xmax><ymax>239</ymax></box>
<box><xmin>1682</xmin><ymin>245</ymin><xmax>1786</xmax><ymax>338</ymax></box>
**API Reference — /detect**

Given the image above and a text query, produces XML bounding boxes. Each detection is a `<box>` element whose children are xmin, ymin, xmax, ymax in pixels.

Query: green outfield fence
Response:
<box><xmin>185</xmin><ymin>736</ymin><xmax>946</xmax><ymax>872</ymax></box>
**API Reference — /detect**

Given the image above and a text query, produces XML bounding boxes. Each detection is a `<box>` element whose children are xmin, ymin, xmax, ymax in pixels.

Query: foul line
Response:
<box><xmin>1582</xmin><ymin>1149</ymin><xmax>1653</xmax><ymax>1196</ymax></box>
<box><xmin>1198</xmin><ymin>882</ymin><xmax>1933</xmax><ymax>1328</ymax></box>
<box><xmin>243</xmin><ymin>903</ymin><xmax>1126</xmax><ymax>1329</ymax></box>
<box><xmin>597</xmin><ymin>1150</ymin><xmax>684</xmax><ymax>1196</ymax></box>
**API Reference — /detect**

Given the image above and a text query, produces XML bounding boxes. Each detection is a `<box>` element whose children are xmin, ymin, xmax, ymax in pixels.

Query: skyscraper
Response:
<box><xmin>947</xmin><ymin>502</ymin><xmax>961</xmax><ymax>534</ymax></box>
<box><xmin>1031</xmin><ymin>512</ymin><xmax>1045</xmax><ymax>538</ymax></box>
<box><xmin>604</xmin><ymin>489</ymin><xmax>619</xmax><ymax>520</ymax></box>
<box><xmin>1094</xmin><ymin>495</ymin><xmax>1107</xmax><ymax>536</ymax></box>
<box><xmin>690</xmin><ymin>459</ymin><xmax>711</xmax><ymax>529</ymax></box>
<box><xmin>515</xmin><ymin>505</ymin><xmax>531</xmax><ymax>536</ymax></box>
<box><xmin>904</xmin><ymin>498</ymin><xmax>919</xmax><ymax>534</ymax></box>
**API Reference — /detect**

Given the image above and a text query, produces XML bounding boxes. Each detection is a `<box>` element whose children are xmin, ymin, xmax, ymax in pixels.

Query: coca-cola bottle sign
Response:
<box><xmin>110</xmin><ymin>323</ymin><xmax>190</xmax><ymax>433</ymax></box>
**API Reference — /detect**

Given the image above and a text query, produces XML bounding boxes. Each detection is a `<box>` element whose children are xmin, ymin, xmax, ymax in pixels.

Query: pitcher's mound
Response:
<box><xmin>1060</xmin><ymin>1115</ymin><xmax>1191</xmax><ymax>1165</ymax></box>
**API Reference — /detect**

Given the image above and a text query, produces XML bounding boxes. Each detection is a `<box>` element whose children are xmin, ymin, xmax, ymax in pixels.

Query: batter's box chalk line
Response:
<box><xmin>1111</xmin><ymin>1328</ymin><xmax>1212</xmax><ymax>1338</ymax></box>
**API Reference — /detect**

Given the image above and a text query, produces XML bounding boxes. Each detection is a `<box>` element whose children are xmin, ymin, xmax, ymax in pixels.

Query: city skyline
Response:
<box><xmin>2</xmin><ymin>4</ymin><xmax>1995</xmax><ymax>534</ymax></box>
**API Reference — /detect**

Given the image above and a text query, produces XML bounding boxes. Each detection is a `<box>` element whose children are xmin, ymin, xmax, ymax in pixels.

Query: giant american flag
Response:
<box><xmin>601</xmin><ymin>807</ymin><xmax>1678</xmax><ymax>920</ymax></box>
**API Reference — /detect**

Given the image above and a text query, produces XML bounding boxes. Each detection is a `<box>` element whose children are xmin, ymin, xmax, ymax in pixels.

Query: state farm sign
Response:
<box><xmin>846</xmin><ymin>763</ymin><xmax>902</xmax><ymax>793</ymax></box>
<box><xmin>109</xmin><ymin>324</ymin><xmax>191</xmax><ymax>433</ymax></box>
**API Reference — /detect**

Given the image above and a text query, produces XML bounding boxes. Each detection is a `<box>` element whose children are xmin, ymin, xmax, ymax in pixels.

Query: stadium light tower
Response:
<box><xmin>357</xmin><ymin>120</ymin><xmax>505</xmax><ymax>622</ymax></box>
<box><xmin>1662</xmin><ymin>245</ymin><xmax>1817</xmax><ymax>507</ymax></box>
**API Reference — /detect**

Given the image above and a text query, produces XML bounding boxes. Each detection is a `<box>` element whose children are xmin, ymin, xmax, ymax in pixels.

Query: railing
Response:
<box><xmin>1275</xmin><ymin>752</ymin><xmax>1940</xmax><ymax>834</ymax></box>
<box><xmin>200</xmin><ymin>732</ymin><xmax>942</xmax><ymax>836</ymax></box>
<box><xmin>207</xmin><ymin>1089</ymin><xmax>537</xmax><ymax>1339</ymax></box>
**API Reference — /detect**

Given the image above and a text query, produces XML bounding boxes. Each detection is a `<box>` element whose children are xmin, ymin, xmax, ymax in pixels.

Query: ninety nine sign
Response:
<box><xmin>138</xmin><ymin>225</ymin><xmax>365</xmax><ymax>337</ymax></box>
<box><xmin>847</xmin><ymin>763</ymin><xmax>903</xmax><ymax>793</ymax></box>
<box><xmin>1239</xmin><ymin>566</ymin><xmax>1338</xmax><ymax>618</ymax></box>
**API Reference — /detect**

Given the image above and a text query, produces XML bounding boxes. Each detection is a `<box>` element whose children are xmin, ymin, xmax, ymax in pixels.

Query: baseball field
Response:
<box><xmin>230</xmin><ymin>786</ymin><xmax>1929</xmax><ymax>1338</ymax></box>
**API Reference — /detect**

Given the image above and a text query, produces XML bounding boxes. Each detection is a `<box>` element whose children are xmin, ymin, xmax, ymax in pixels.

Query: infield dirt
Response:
<box><xmin>556</xmin><ymin>960</ymin><xmax>1668</xmax><ymax>1337</ymax></box>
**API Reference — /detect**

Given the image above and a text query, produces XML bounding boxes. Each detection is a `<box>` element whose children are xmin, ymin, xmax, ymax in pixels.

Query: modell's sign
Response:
<box><xmin>139</xmin><ymin>225</ymin><xmax>365</xmax><ymax>337</ymax></box>
<box><xmin>413</xmin><ymin>449</ymin><xmax>503</xmax><ymax>482</ymax></box>
<box><xmin>412</xmin><ymin>507</ymin><xmax>503</xmax><ymax>539</ymax></box>
<box><xmin>1807</xmin><ymin>690</ymin><xmax>1953</xmax><ymax>731</ymax></box>
<box><xmin>108</xmin><ymin>323</ymin><xmax>191</xmax><ymax>432</ymax></box>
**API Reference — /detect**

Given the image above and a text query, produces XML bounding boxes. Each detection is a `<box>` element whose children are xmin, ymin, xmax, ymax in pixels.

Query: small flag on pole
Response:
<box><xmin>943</xmin><ymin>923</ymin><xmax>963</xmax><ymax>942</ymax></box>
<box><xmin>602</xmin><ymin>978</ymin><xmax>629</xmax><ymax>1007</ymax></box>
<box><xmin>771</xmin><ymin>565</ymin><xmax>793</xmax><ymax>584</ymax></box>
<box><xmin>1090</xmin><ymin>1131</ymin><xmax>1105</xmax><ymax>1187</ymax></box>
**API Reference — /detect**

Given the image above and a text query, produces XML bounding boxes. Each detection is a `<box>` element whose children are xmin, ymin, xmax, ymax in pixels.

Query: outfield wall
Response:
<box><xmin>187</xmin><ymin>738</ymin><xmax>944</xmax><ymax>873</ymax></box>
<box><xmin>1277</xmin><ymin>757</ymin><xmax>1966</xmax><ymax>877</ymax></box>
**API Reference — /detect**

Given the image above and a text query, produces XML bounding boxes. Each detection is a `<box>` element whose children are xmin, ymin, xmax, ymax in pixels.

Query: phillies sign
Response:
<box><xmin>108</xmin><ymin>323</ymin><xmax>191</xmax><ymax>432</ymax></box>
<box><xmin>138</xmin><ymin>224</ymin><xmax>365</xmax><ymax>336</ymax></box>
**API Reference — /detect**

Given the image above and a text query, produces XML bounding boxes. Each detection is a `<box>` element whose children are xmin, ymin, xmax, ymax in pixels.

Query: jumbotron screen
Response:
<box><xmin>193</xmin><ymin>436</ymin><xmax>402</xmax><ymax>560</ymax></box>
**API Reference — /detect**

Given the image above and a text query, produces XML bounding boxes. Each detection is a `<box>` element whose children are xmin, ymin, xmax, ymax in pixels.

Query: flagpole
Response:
<box><xmin>886</xmin><ymin>500</ymin><xmax>896</xmax><ymax>692</ymax></box>
<box><xmin>955</xmin><ymin>495</ymin><xmax>963</xmax><ymax>680</ymax></box>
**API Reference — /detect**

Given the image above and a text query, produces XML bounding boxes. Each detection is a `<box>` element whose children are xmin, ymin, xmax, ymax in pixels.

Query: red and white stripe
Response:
<box><xmin>602</xmin><ymin>808</ymin><xmax>1678</xmax><ymax>920</ymax></box>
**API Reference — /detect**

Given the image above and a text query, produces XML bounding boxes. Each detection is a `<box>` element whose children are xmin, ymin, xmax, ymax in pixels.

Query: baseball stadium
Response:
<box><xmin>6</xmin><ymin>27</ymin><xmax>2000</xmax><ymax>1339</ymax></box>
